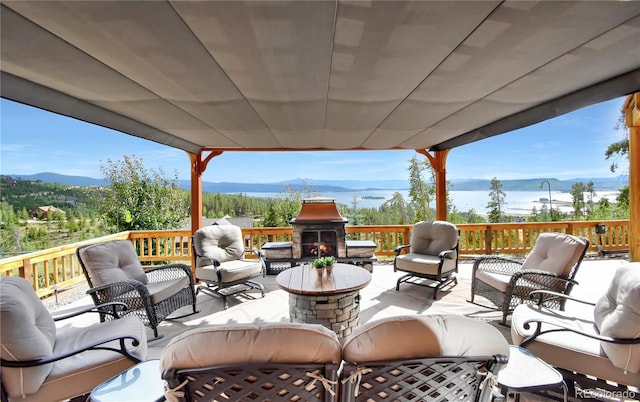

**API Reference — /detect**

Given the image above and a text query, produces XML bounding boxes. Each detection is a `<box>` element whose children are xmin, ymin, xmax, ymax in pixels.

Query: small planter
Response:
<box><xmin>323</xmin><ymin>256</ymin><xmax>336</xmax><ymax>274</ymax></box>
<box><xmin>312</xmin><ymin>257</ymin><xmax>326</xmax><ymax>276</ymax></box>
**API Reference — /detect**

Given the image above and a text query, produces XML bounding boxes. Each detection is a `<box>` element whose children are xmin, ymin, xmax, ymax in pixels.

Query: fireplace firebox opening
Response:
<box><xmin>301</xmin><ymin>230</ymin><xmax>338</xmax><ymax>258</ymax></box>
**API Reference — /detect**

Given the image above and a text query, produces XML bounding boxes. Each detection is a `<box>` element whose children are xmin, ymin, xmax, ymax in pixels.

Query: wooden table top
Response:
<box><xmin>276</xmin><ymin>263</ymin><xmax>372</xmax><ymax>296</ymax></box>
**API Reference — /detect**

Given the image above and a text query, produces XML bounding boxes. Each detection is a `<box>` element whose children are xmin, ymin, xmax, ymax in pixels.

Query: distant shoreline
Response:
<box><xmin>7</xmin><ymin>173</ymin><xmax>626</xmax><ymax>193</ymax></box>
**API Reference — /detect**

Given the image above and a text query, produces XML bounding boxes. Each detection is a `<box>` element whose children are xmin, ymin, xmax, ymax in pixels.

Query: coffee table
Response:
<box><xmin>498</xmin><ymin>345</ymin><xmax>567</xmax><ymax>402</ymax></box>
<box><xmin>89</xmin><ymin>359</ymin><xmax>164</xmax><ymax>402</ymax></box>
<box><xmin>276</xmin><ymin>263</ymin><xmax>371</xmax><ymax>341</ymax></box>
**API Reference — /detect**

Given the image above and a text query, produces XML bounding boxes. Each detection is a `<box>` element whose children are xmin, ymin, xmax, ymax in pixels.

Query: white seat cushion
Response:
<box><xmin>0</xmin><ymin>277</ymin><xmax>148</xmax><ymax>402</ymax></box>
<box><xmin>395</xmin><ymin>253</ymin><xmax>456</xmax><ymax>276</ymax></box>
<box><xmin>594</xmin><ymin>263</ymin><xmax>640</xmax><ymax>374</ymax></box>
<box><xmin>193</xmin><ymin>225</ymin><xmax>245</xmax><ymax>264</ymax></box>
<box><xmin>161</xmin><ymin>322</ymin><xmax>341</xmax><ymax>369</ymax></box>
<box><xmin>196</xmin><ymin>259</ymin><xmax>263</xmax><ymax>283</ymax></box>
<box><xmin>343</xmin><ymin>315</ymin><xmax>509</xmax><ymax>363</ymax></box>
<box><xmin>520</xmin><ymin>232</ymin><xmax>587</xmax><ymax>277</ymax></box>
<box><xmin>78</xmin><ymin>240</ymin><xmax>148</xmax><ymax>285</ymax></box>
<box><xmin>511</xmin><ymin>298</ymin><xmax>640</xmax><ymax>386</ymax></box>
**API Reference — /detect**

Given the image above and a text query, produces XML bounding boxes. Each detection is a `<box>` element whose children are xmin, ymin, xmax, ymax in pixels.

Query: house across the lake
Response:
<box><xmin>29</xmin><ymin>205</ymin><xmax>65</xmax><ymax>220</ymax></box>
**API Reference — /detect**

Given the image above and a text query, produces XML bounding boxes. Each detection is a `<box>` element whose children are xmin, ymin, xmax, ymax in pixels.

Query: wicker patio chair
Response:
<box><xmin>77</xmin><ymin>239</ymin><xmax>198</xmax><ymax>339</ymax></box>
<box><xmin>339</xmin><ymin>315</ymin><xmax>509</xmax><ymax>402</ymax></box>
<box><xmin>511</xmin><ymin>262</ymin><xmax>640</xmax><ymax>395</ymax></box>
<box><xmin>0</xmin><ymin>277</ymin><xmax>147</xmax><ymax>402</ymax></box>
<box><xmin>394</xmin><ymin>220</ymin><xmax>460</xmax><ymax>299</ymax></box>
<box><xmin>161</xmin><ymin>322</ymin><xmax>341</xmax><ymax>402</ymax></box>
<box><xmin>470</xmin><ymin>232</ymin><xmax>589</xmax><ymax>325</ymax></box>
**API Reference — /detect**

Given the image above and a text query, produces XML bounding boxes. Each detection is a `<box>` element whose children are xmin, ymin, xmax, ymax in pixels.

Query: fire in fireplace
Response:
<box><xmin>290</xmin><ymin>197</ymin><xmax>347</xmax><ymax>260</ymax></box>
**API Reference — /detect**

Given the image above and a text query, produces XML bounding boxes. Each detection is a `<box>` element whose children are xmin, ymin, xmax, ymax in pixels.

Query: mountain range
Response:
<box><xmin>8</xmin><ymin>172</ymin><xmax>626</xmax><ymax>193</ymax></box>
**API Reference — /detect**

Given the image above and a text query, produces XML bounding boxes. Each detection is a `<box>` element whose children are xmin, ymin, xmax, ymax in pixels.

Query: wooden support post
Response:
<box><xmin>188</xmin><ymin>152</ymin><xmax>203</xmax><ymax>237</ymax></box>
<box><xmin>188</xmin><ymin>149</ymin><xmax>223</xmax><ymax>271</ymax></box>
<box><xmin>624</xmin><ymin>94</ymin><xmax>640</xmax><ymax>261</ymax></box>
<box><xmin>416</xmin><ymin>149</ymin><xmax>450</xmax><ymax>221</ymax></box>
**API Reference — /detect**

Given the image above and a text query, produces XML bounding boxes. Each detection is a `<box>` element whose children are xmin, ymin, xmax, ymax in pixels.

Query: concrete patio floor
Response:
<box><xmin>47</xmin><ymin>256</ymin><xmax>630</xmax><ymax>401</ymax></box>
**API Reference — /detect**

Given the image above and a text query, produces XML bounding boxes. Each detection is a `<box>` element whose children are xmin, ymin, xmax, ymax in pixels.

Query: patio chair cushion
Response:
<box><xmin>77</xmin><ymin>240</ymin><xmax>148</xmax><ymax>285</ymax></box>
<box><xmin>42</xmin><ymin>316</ymin><xmax>148</xmax><ymax>400</ymax></box>
<box><xmin>161</xmin><ymin>322</ymin><xmax>342</xmax><ymax>369</ymax></box>
<box><xmin>410</xmin><ymin>221</ymin><xmax>458</xmax><ymax>256</ymax></box>
<box><xmin>519</xmin><ymin>232</ymin><xmax>587</xmax><ymax>277</ymax></box>
<box><xmin>193</xmin><ymin>225</ymin><xmax>244</xmax><ymax>265</ymax></box>
<box><xmin>0</xmin><ymin>277</ymin><xmax>148</xmax><ymax>401</ymax></box>
<box><xmin>121</xmin><ymin>276</ymin><xmax>191</xmax><ymax>305</ymax></box>
<box><xmin>474</xmin><ymin>271</ymin><xmax>541</xmax><ymax>294</ymax></box>
<box><xmin>196</xmin><ymin>259</ymin><xmax>263</xmax><ymax>283</ymax></box>
<box><xmin>594</xmin><ymin>263</ymin><xmax>640</xmax><ymax>373</ymax></box>
<box><xmin>342</xmin><ymin>315</ymin><xmax>509</xmax><ymax>363</ymax></box>
<box><xmin>0</xmin><ymin>277</ymin><xmax>56</xmax><ymax>395</ymax></box>
<box><xmin>394</xmin><ymin>254</ymin><xmax>457</xmax><ymax>276</ymax></box>
<box><xmin>510</xmin><ymin>303</ymin><xmax>640</xmax><ymax>386</ymax></box>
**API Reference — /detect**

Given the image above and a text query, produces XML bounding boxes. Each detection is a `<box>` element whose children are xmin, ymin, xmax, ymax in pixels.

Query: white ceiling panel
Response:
<box><xmin>1</xmin><ymin>0</ymin><xmax>639</xmax><ymax>155</ymax></box>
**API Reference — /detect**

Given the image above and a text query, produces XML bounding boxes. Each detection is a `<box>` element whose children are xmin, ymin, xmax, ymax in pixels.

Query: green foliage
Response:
<box><xmin>407</xmin><ymin>155</ymin><xmax>435</xmax><ymax>221</ymax></box>
<box><xmin>312</xmin><ymin>257</ymin><xmax>327</xmax><ymax>268</ymax></box>
<box><xmin>312</xmin><ymin>256</ymin><xmax>335</xmax><ymax>268</ymax></box>
<box><xmin>0</xmin><ymin>179</ymin><xmax>108</xmax><ymax>254</ymax></box>
<box><xmin>260</xmin><ymin>181</ymin><xmax>318</xmax><ymax>227</ymax></box>
<box><xmin>486</xmin><ymin>177</ymin><xmax>506</xmax><ymax>223</ymax></box>
<box><xmin>201</xmin><ymin>192</ymin><xmax>273</xmax><ymax>220</ymax></box>
<box><xmin>0</xmin><ymin>175</ymin><xmax>99</xmax><ymax>215</ymax></box>
<box><xmin>605</xmin><ymin>139</ymin><xmax>629</xmax><ymax>172</ymax></box>
<box><xmin>600</xmin><ymin>109</ymin><xmax>630</xmax><ymax>214</ymax></box>
<box><xmin>606</xmin><ymin>110</ymin><xmax>629</xmax><ymax>174</ymax></box>
<box><xmin>616</xmin><ymin>187</ymin><xmax>629</xmax><ymax>208</ymax></box>
<box><xmin>570</xmin><ymin>182</ymin><xmax>586</xmax><ymax>219</ymax></box>
<box><xmin>346</xmin><ymin>196</ymin><xmax>364</xmax><ymax>225</ymax></box>
<box><xmin>99</xmin><ymin>155</ymin><xmax>189</xmax><ymax>231</ymax></box>
<box><xmin>379</xmin><ymin>192</ymin><xmax>413</xmax><ymax>225</ymax></box>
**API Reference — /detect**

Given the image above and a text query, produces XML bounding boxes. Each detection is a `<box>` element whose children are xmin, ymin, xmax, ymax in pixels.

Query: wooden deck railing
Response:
<box><xmin>0</xmin><ymin>220</ymin><xmax>629</xmax><ymax>298</ymax></box>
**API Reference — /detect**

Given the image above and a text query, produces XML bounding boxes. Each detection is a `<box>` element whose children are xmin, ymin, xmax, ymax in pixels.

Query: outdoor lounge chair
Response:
<box><xmin>394</xmin><ymin>220</ymin><xmax>460</xmax><ymax>299</ymax></box>
<box><xmin>161</xmin><ymin>322</ymin><xmax>341</xmax><ymax>402</ymax></box>
<box><xmin>339</xmin><ymin>315</ymin><xmax>509</xmax><ymax>402</ymax></box>
<box><xmin>470</xmin><ymin>232</ymin><xmax>589</xmax><ymax>325</ymax></box>
<box><xmin>77</xmin><ymin>239</ymin><xmax>198</xmax><ymax>339</ymax></box>
<box><xmin>511</xmin><ymin>262</ymin><xmax>640</xmax><ymax>395</ymax></box>
<box><xmin>0</xmin><ymin>277</ymin><xmax>147</xmax><ymax>402</ymax></box>
<box><xmin>192</xmin><ymin>224</ymin><xmax>265</xmax><ymax>308</ymax></box>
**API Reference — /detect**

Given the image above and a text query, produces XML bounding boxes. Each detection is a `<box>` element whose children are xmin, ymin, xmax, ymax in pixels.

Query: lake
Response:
<box><xmin>234</xmin><ymin>190</ymin><xmax>621</xmax><ymax>216</ymax></box>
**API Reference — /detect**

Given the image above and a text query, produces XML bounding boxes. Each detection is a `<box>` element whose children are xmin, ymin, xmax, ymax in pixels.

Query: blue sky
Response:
<box><xmin>0</xmin><ymin>97</ymin><xmax>627</xmax><ymax>184</ymax></box>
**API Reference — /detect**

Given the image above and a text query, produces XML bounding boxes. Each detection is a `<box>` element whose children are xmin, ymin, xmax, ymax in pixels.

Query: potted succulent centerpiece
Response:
<box><xmin>312</xmin><ymin>257</ymin><xmax>326</xmax><ymax>275</ymax></box>
<box><xmin>323</xmin><ymin>256</ymin><xmax>336</xmax><ymax>274</ymax></box>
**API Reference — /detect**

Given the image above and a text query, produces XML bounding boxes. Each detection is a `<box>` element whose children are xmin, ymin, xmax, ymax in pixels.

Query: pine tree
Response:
<box><xmin>486</xmin><ymin>177</ymin><xmax>506</xmax><ymax>223</ymax></box>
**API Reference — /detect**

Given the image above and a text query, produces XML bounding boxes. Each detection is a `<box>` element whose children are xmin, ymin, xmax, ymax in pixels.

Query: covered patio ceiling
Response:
<box><xmin>2</xmin><ymin>1</ymin><xmax>640</xmax><ymax>155</ymax></box>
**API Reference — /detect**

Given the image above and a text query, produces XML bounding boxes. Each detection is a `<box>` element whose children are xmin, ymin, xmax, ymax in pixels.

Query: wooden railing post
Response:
<box><xmin>404</xmin><ymin>226</ymin><xmax>412</xmax><ymax>248</ymax></box>
<box><xmin>22</xmin><ymin>257</ymin><xmax>33</xmax><ymax>286</ymax></box>
<box><xmin>484</xmin><ymin>226</ymin><xmax>492</xmax><ymax>255</ymax></box>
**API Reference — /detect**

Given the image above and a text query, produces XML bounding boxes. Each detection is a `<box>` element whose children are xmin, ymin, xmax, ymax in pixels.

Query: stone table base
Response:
<box><xmin>288</xmin><ymin>291</ymin><xmax>360</xmax><ymax>342</ymax></box>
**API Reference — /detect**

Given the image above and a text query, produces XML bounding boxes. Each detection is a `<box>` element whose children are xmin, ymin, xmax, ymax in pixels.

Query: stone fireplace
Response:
<box><xmin>290</xmin><ymin>197</ymin><xmax>347</xmax><ymax>260</ymax></box>
<box><xmin>261</xmin><ymin>197</ymin><xmax>376</xmax><ymax>274</ymax></box>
